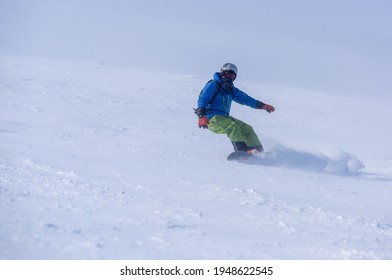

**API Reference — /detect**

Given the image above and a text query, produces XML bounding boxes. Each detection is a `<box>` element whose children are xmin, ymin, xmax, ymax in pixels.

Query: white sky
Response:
<box><xmin>1</xmin><ymin>0</ymin><xmax>391</xmax><ymax>95</ymax></box>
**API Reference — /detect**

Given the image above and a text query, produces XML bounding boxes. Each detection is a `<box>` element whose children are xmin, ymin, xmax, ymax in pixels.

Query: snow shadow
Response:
<box><xmin>248</xmin><ymin>144</ymin><xmax>365</xmax><ymax>176</ymax></box>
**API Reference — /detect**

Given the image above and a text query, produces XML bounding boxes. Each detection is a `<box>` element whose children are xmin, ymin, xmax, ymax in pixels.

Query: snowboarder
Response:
<box><xmin>195</xmin><ymin>63</ymin><xmax>275</xmax><ymax>155</ymax></box>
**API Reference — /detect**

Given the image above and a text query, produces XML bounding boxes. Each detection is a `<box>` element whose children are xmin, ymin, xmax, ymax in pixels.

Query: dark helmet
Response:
<box><xmin>220</xmin><ymin>63</ymin><xmax>238</xmax><ymax>76</ymax></box>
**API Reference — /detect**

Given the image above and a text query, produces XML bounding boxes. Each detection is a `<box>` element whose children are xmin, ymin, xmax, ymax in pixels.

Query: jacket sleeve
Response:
<box><xmin>197</xmin><ymin>82</ymin><xmax>217</xmax><ymax>109</ymax></box>
<box><xmin>232</xmin><ymin>88</ymin><xmax>261</xmax><ymax>108</ymax></box>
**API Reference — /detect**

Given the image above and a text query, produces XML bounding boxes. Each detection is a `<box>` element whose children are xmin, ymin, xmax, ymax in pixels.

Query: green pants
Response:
<box><xmin>208</xmin><ymin>115</ymin><xmax>262</xmax><ymax>147</ymax></box>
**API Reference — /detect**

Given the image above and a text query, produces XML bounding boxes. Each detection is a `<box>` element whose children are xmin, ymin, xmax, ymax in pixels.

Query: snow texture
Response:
<box><xmin>1</xmin><ymin>57</ymin><xmax>392</xmax><ymax>260</ymax></box>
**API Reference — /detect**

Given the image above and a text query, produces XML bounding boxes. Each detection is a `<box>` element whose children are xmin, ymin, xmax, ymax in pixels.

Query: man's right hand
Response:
<box><xmin>198</xmin><ymin>116</ymin><xmax>210</xmax><ymax>129</ymax></box>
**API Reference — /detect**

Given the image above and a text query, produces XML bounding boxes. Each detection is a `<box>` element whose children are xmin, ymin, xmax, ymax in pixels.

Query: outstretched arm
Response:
<box><xmin>233</xmin><ymin>88</ymin><xmax>275</xmax><ymax>113</ymax></box>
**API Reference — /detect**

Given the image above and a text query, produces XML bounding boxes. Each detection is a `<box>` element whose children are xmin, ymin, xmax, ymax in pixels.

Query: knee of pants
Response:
<box><xmin>242</xmin><ymin>124</ymin><xmax>255</xmax><ymax>136</ymax></box>
<box><xmin>227</xmin><ymin>123</ymin><xmax>248</xmax><ymax>142</ymax></box>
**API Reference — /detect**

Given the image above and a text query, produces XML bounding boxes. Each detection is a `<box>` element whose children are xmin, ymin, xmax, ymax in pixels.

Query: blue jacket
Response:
<box><xmin>198</xmin><ymin>72</ymin><xmax>260</xmax><ymax>119</ymax></box>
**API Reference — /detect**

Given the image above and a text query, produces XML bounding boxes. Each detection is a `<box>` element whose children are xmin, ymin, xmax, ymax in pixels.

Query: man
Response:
<box><xmin>195</xmin><ymin>63</ymin><xmax>275</xmax><ymax>154</ymax></box>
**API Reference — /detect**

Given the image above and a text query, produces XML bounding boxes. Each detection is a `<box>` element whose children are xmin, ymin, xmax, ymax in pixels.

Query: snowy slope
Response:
<box><xmin>1</xmin><ymin>57</ymin><xmax>392</xmax><ymax>259</ymax></box>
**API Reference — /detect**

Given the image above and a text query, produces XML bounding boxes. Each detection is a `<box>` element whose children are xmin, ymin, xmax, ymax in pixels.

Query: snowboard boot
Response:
<box><xmin>250</xmin><ymin>144</ymin><xmax>264</xmax><ymax>153</ymax></box>
<box><xmin>231</xmin><ymin>141</ymin><xmax>249</xmax><ymax>152</ymax></box>
<box><xmin>232</xmin><ymin>142</ymin><xmax>264</xmax><ymax>155</ymax></box>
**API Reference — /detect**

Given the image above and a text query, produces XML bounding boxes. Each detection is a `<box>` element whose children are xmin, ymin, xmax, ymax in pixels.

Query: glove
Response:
<box><xmin>262</xmin><ymin>104</ymin><xmax>275</xmax><ymax>113</ymax></box>
<box><xmin>256</xmin><ymin>101</ymin><xmax>275</xmax><ymax>113</ymax></box>
<box><xmin>194</xmin><ymin>107</ymin><xmax>206</xmax><ymax>118</ymax></box>
<box><xmin>198</xmin><ymin>116</ymin><xmax>210</xmax><ymax>129</ymax></box>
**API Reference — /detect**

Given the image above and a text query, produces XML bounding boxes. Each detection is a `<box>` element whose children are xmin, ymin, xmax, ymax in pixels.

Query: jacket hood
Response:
<box><xmin>213</xmin><ymin>72</ymin><xmax>222</xmax><ymax>83</ymax></box>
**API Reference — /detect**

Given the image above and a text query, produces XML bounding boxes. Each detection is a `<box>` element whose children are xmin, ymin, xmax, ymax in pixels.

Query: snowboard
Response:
<box><xmin>227</xmin><ymin>151</ymin><xmax>254</xmax><ymax>161</ymax></box>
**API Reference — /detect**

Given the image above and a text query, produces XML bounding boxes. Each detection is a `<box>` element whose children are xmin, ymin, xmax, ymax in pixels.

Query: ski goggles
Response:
<box><xmin>223</xmin><ymin>70</ymin><xmax>236</xmax><ymax>80</ymax></box>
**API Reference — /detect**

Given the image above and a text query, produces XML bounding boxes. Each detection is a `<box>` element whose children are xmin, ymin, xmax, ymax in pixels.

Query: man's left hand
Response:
<box><xmin>262</xmin><ymin>104</ymin><xmax>275</xmax><ymax>113</ymax></box>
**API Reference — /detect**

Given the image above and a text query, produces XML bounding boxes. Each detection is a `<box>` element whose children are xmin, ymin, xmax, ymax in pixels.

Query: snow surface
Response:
<box><xmin>1</xmin><ymin>57</ymin><xmax>392</xmax><ymax>260</ymax></box>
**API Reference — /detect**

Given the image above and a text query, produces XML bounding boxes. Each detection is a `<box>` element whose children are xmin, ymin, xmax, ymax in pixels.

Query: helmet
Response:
<box><xmin>220</xmin><ymin>63</ymin><xmax>238</xmax><ymax>76</ymax></box>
